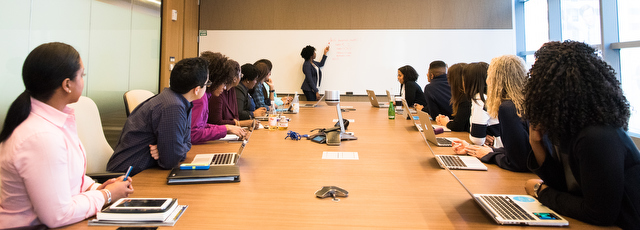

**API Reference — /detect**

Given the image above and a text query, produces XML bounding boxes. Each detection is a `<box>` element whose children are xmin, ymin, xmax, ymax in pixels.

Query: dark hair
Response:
<box><xmin>462</xmin><ymin>62</ymin><xmax>488</xmax><ymax>105</ymax></box>
<box><xmin>429</xmin><ymin>60</ymin><xmax>447</xmax><ymax>70</ymax></box>
<box><xmin>169</xmin><ymin>57</ymin><xmax>209</xmax><ymax>94</ymax></box>
<box><xmin>241</xmin><ymin>63</ymin><xmax>259</xmax><ymax>82</ymax></box>
<box><xmin>254</xmin><ymin>62</ymin><xmax>270</xmax><ymax>82</ymax></box>
<box><xmin>523</xmin><ymin>40</ymin><xmax>629</xmax><ymax>145</ymax></box>
<box><xmin>254</xmin><ymin>59</ymin><xmax>272</xmax><ymax>71</ymax></box>
<box><xmin>447</xmin><ymin>63</ymin><xmax>467</xmax><ymax>116</ymax></box>
<box><xmin>398</xmin><ymin>65</ymin><xmax>419</xmax><ymax>82</ymax></box>
<box><xmin>200</xmin><ymin>51</ymin><xmax>238</xmax><ymax>92</ymax></box>
<box><xmin>1</xmin><ymin>42</ymin><xmax>81</xmax><ymax>143</ymax></box>
<box><xmin>301</xmin><ymin>45</ymin><xmax>316</xmax><ymax>60</ymax></box>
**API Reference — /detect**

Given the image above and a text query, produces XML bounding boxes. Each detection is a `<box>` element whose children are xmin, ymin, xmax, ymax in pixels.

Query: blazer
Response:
<box><xmin>301</xmin><ymin>55</ymin><xmax>327</xmax><ymax>93</ymax></box>
<box><xmin>235</xmin><ymin>83</ymin><xmax>253</xmax><ymax>120</ymax></box>
<box><xmin>401</xmin><ymin>81</ymin><xmax>427</xmax><ymax>107</ymax></box>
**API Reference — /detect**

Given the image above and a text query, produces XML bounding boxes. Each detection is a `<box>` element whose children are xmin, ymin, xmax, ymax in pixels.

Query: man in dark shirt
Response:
<box><xmin>422</xmin><ymin>61</ymin><xmax>453</xmax><ymax>118</ymax></box>
<box><xmin>107</xmin><ymin>57</ymin><xmax>210</xmax><ymax>176</ymax></box>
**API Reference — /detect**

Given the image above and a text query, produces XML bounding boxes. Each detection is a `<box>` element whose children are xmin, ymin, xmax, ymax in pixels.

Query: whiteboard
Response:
<box><xmin>199</xmin><ymin>30</ymin><xmax>515</xmax><ymax>95</ymax></box>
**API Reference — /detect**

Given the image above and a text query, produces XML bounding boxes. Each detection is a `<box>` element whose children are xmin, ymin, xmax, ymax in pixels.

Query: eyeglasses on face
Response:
<box><xmin>204</xmin><ymin>79</ymin><xmax>212</xmax><ymax>87</ymax></box>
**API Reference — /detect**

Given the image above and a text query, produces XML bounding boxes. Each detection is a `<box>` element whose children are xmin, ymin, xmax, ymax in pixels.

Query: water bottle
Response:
<box><xmin>268</xmin><ymin>104</ymin><xmax>278</xmax><ymax>130</ymax></box>
<box><xmin>291</xmin><ymin>92</ymin><xmax>300</xmax><ymax>113</ymax></box>
<box><xmin>388</xmin><ymin>99</ymin><xmax>395</xmax><ymax>119</ymax></box>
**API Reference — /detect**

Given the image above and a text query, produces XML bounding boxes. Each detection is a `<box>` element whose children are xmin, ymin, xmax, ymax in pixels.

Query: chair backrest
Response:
<box><xmin>124</xmin><ymin>89</ymin><xmax>155</xmax><ymax>116</ymax></box>
<box><xmin>68</xmin><ymin>96</ymin><xmax>114</xmax><ymax>174</ymax></box>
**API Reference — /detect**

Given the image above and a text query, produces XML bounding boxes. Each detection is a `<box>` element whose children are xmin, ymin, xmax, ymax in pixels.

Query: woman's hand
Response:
<box><xmin>525</xmin><ymin>179</ymin><xmax>545</xmax><ymax>197</ymax></box>
<box><xmin>226</xmin><ymin>125</ymin><xmax>247</xmax><ymax>140</ymax></box>
<box><xmin>104</xmin><ymin>176</ymin><xmax>134</xmax><ymax>203</ymax></box>
<box><xmin>149</xmin><ymin>145</ymin><xmax>159</xmax><ymax>160</ymax></box>
<box><xmin>484</xmin><ymin>135</ymin><xmax>495</xmax><ymax>147</ymax></box>
<box><xmin>452</xmin><ymin>140</ymin><xmax>469</xmax><ymax>155</ymax></box>
<box><xmin>315</xmin><ymin>92</ymin><xmax>321</xmax><ymax>101</ymax></box>
<box><xmin>265</xmin><ymin>78</ymin><xmax>274</xmax><ymax>89</ymax></box>
<box><xmin>465</xmin><ymin>145</ymin><xmax>492</xmax><ymax>159</ymax></box>
<box><xmin>436</xmin><ymin>115</ymin><xmax>450</xmax><ymax>126</ymax></box>
<box><xmin>253</xmin><ymin>107</ymin><xmax>267</xmax><ymax>117</ymax></box>
<box><xmin>414</xmin><ymin>104</ymin><xmax>424</xmax><ymax>112</ymax></box>
<box><xmin>324</xmin><ymin>46</ymin><xmax>330</xmax><ymax>55</ymax></box>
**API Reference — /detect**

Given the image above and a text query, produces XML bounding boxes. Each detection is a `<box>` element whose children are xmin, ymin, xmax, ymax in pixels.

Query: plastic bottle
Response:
<box><xmin>268</xmin><ymin>104</ymin><xmax>278</xmax><ymax>130</ymax></box>
<box><xmin>388</xmin><ymin>98</ymin><xmax>395</xmax><ymax>119</ymax></box>
<box><xmin>278</xmin><ymin>115</ymin><xmax>288</xmax><ymax>130</ymax></box>
<box><xmin>291</xmin><ymin>92</ymin><xmax>300</xmax><ymax>113</ymax></box>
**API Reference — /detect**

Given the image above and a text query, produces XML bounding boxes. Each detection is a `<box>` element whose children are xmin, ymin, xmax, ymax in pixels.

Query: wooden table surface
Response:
<box><xmin>61</xmin><ymin>102</ymin><xmax>618</xmax><ymax>230</ymax></box>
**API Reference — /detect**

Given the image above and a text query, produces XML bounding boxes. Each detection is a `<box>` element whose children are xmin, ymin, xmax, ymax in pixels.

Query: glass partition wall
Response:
<box><xmin>0</xmin><ymin>0</ymin><xmax>160</xmax><ymax>127</ymax></box>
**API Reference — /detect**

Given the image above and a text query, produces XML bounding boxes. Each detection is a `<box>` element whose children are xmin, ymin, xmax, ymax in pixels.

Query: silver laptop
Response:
<box><xmin>416</xmin><ymin>111</ymin><xmax>486</xmax><ymax>170</ymax></box>
<box><xmin>300</xmin><ymin>94</ymin><xmax>325</xmax><ymax>108</ymax></box>
<box><xmin>416</xmin><ymin>111</ymin><xmax>455</xmax><ymax>147</ymax></box>
<box><xmin>447</xmin><ymin>167</ymin><xmax>568</xmax><ymax>226</ymax></box>
<box><xmin>366</xmin><ymin>90</ymin><xmax>389</xmax><ymax>108</ymax></box>
<box><xmin>190</xmin><ymin>129</ymin><xmax>252</xmax><ymax>166</ymax></box>
<box><xmin>400</xmin><ymin>98</ymin><xmax>418</xmax><ymax>120</ymax></box>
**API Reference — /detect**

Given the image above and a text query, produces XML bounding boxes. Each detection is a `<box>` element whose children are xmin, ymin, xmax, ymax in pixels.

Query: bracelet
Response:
<box><xmin>103</xmin><ymin>189</ymin><xmax>112</xmax><ymax>204</ymax></box>
<box><xmin>269</xmin><ymin>90</ymin><xmax>275</xmax><ymax>93</ymax></box>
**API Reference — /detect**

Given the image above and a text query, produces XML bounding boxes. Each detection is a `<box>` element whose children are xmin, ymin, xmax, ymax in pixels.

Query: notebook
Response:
<box><xmin>399</xmin><ymin>98</ymin><xmax>418</xmax><ymax>120</ymax></box>
<box><xmin>300</xmin><ymin>94</ymin><xmax>325</xmax><ymax>108</ymax></box>
<box><xmin>366</xmin><ymin>90</ymin><xmax>389</xmax><ymax>108</ymax></box>
<box><xmin>416</xmin><ymin>111</ymin><xmax>457</xmax><ymax>147</ymax></box>
<box><xmin>447</xmin><ymin>167</ymin><xmax>568</xmax><ymax>226</ymax></box>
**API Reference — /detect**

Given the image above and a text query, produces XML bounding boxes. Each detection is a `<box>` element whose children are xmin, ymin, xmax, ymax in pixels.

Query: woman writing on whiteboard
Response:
<box><xmin>0</xmin><ymin>42</ymin><xmax>133</xmax><ymax>228</ymax></box>
<box><xmin>300</xmin><ymin>45</ymin><xmax>329</xmax><ymax>101</ymax></box>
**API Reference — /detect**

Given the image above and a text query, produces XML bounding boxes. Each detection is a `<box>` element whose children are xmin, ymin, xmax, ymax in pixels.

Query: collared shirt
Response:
<box><xmin>107</xmin><ymin>88</ymin><xmax>192</xmax><ymax>176</ymax></box>
<box><xmin>190</xmin><ymin>92</ymin><xmax>227</xmax><ymax>144</ymax></box>
<box><xmin>0</xmin><ymin>98</ymin><xmax>104</xmax><ymax>228</ymax></box>
<box><xmin>252</xmin><ymin>83</ymin><xmax>269</xmax><ymax>110</ymax></box>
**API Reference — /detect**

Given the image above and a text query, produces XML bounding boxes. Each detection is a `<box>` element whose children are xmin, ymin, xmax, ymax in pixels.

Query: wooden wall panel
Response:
<box><xmin>183</xmin><ymin>0</ymin><xmax>199</xmax><ymax>58</ymax></box>
<box><xmin>160</xmin><ymin>0</ymin><xmax>184</xmax><ymax>91</ymax></box>
<box><xmin>200</xmin><ymin>0</ymin><xmax>512</xmax><ymax>30</ymax></box>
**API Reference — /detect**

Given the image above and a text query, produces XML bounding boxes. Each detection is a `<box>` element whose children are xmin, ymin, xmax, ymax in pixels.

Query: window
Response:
<box><xmin>618</xmin><ymin>0</ymin><xmax>640</xmax><ymax>42</ymax></box>
<box><xmin>561</xmin><ymin>0</ymin><xmax>600</xmax><ymax>45</ymax></box>
<box><xmin>523</xmin><ymin>0</ymin><xmax>549</xmax><ymax>66</ymax></box>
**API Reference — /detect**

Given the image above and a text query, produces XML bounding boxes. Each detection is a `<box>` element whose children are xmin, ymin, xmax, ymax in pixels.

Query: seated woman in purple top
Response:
<box><xmin>190</xmin><ymin>52</ymin><xmax>247</xmax><ymax>144</ymax></box>
<box><xmin>206</xmin><ymin>52</ymin><xmax>256</xmax><ymax>128</ymax></box>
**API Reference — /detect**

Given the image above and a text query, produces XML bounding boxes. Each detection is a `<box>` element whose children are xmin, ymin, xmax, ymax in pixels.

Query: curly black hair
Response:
<box><xmin>300</xmin><ymin>45</ymin><xmax>316</xmax><ymax>60</ymax></box>
<box><xmin>523</xmin><ymin>40</ymin><xmax>630</xmax><ymax>145</ymax></box>
<box><xmin>200</xmin><ymin>51</ymin><xmax>238</xmax><ymax>92</ymax></box>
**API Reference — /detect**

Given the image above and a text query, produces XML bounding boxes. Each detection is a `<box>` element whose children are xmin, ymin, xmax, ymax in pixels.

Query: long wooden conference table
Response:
<box><xmin>63</xmin><ymin>102</ymin><xmax>618</xmax><ymax>229</ymax></box>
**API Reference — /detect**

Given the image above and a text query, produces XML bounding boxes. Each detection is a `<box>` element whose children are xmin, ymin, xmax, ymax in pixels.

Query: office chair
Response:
<box><xmin>123</xmin><ymin>89</ymin><xmax>155</xmax><ymax>116</ymax></box>
<box><xmin>68</xmin><ymin>96</ymin><xmax>122</xmax><ymax>183</ymax></box>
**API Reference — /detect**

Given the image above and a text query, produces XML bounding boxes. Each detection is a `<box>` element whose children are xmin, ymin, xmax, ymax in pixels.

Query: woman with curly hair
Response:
<box><xmin>190</xmin><ymin>51</ymin><xmax>247</xmax><ymax>144</ymax></box>
<box><xmin>436</xmin><ymin>63</ymin><xmax>471</xmax><ymax>132</ymax></box>
<box><xmin>523</xmin><ymin>41</ymin><xmax>640</xmax><ymax>228</ymax></box>
<box><xmin>454</xmin><ymin>55</ymin><xmax>530</xmax><ymax>172</ymax></box>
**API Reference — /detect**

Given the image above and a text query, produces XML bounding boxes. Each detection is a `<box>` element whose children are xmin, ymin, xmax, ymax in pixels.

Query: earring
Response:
<box><xmin>68</xmin><ymin>90</ymin><xmax>72</xmax><ymax>93</ymax></box>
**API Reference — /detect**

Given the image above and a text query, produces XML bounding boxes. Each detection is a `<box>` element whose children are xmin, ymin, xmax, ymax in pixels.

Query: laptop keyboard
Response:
<box><xmin>439</xmin><ymin>155</ymin><xmax>467</xmax><ymax>168</ymax></box>
<box><xmin>480</xmin><ymin>195</ymin><xmax>535</xmax><ymax>221</ymax></box>
<box><xmin>436</xmin><ymin>138</ymin><xmax>452</xmax><ymax>146</ymax></box>
<box><xmin>211</xmin><ymin>153</ymin><xmax>234</xmax><ymax>165</ymax></box>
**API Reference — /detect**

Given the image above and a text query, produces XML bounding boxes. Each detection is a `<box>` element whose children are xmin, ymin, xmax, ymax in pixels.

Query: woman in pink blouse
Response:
<box><xmin>0</xmin><ymin>42</ymin><xmax>134</xmax><ymax>228</ymax></box>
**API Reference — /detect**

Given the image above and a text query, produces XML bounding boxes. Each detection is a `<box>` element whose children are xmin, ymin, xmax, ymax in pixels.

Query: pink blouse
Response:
<box><xmin>0</xmin><ymin>98</ymin><xmax>105</xmax><ymax>228</ymax></box>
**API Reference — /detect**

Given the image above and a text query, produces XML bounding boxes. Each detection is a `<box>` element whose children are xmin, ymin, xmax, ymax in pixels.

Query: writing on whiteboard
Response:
<box><xmin>329</xmin><ymin>38</ymin><xmax>357</xmax><ymax>61</ymax></box>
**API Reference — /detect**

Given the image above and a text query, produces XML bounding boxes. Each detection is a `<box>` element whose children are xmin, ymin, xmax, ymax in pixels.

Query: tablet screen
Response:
<box><xmin>110</xmin><ymin>198</ymin><xmax>172</xmax><ymax>210</ymax></box>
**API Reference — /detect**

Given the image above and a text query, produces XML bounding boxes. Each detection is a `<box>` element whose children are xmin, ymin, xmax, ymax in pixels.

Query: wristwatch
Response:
<box><xmin>533</xmin><ymin>182</ymin><xmax>543</xmax><ymax>199</ymax></box>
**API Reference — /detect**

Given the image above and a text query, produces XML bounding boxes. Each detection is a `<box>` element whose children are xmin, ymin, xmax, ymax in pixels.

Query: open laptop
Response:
<box><xmin>400</xmin><ymin>98</ymin><xmax>418</xmax><ymax>120</ymax></box>
<box><xmin>446</xmin><ymin>166</ymin><xmax>568</xmax><ymax>226</ymax></box>
<box><xmin>190</xmin><ymin>127</ymin><xmax>253</xmax><ymax>166</ymax></box>
<box><xmin>300</xmin><ymin>94</ymin><xmax>325</xmax><ymax>108</ymax></box>
<box><xmin>416</xmin><ymin>111</ymin><xmax>456</xmax><ymax>147</ymax></box>
<box><xmin>366</xmin><ymin>90</ymin><xmax>389</xmax><ymax>108</ymax></box>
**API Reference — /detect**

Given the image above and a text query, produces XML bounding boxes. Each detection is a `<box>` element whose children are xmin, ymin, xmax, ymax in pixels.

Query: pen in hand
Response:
<box><xmin>123</xmin><ymin>166</ymin><xmax>133</xmax><ymax>181</ymax></box>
